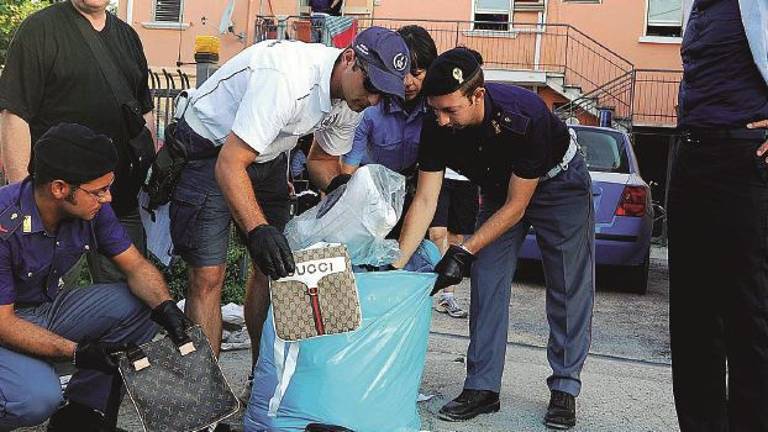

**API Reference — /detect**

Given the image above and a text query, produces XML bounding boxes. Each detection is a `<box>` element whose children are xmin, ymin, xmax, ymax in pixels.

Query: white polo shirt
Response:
<box><xmin>184</xmin><ymin>40</ymin><xmax>360</xmax><ymax>163</ymax></box>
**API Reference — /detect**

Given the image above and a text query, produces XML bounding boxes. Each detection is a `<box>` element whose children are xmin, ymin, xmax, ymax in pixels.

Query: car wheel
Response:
<box><xmin>626</xmin><ymin>250</ymin><xmax>650</xmax><ymax>295</ymax></box>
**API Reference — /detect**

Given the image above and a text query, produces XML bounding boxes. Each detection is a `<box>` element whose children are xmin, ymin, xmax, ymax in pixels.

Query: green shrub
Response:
<box><xmin>0</xmin><ymin>0</ymin><xmax>48</xmax><ymax>66</ymax></box>
<box><xmin>153</xmin><ymin>229</ymin><xmax>250</xmax><ymax>305</ymax></box>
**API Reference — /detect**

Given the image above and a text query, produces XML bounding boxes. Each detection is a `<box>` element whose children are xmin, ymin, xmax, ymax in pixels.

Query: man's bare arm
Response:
<box><xmin>0</xmin><ymin>304</ymin><xmax>76</xmax><ymax>360</ymax></box>
<box><xmin>215</xmin><ymin>132</ymin><xmax>269</xmax><ymax>233</ymax></box>
<box><xmin>462</xmin><ymin>175</ymin><xmax>538</xmax><ymax>255</ymax></box>
<box><xmin>307</xmin><ymin>139</ymin><xmax>342</xmax><ymax>191</ymax></box>
<box><xmin>111</xmin><ymin>245</ymin><xmax>171</xmax><ymax>309</ymax></box>
<box><xmin>0</xmin><ymin>110</ymin><xmax>31</xmax><ymax>183</ymax></box>
<box><xmin>394</xmin><ymin>170</ymin><xmax>444</xmax><ymax>268</ymax></box>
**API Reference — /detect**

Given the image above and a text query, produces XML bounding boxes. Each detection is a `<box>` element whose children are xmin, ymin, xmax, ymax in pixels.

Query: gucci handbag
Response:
<box><xmin>116</xmin><ymin>325</ymin><xmax>240</xmax><ymax>432</ymax></box>
<box><xmin>270</xmin><ymin>244</ymin><xmax>362</xmax><ymax>341</ymax></box>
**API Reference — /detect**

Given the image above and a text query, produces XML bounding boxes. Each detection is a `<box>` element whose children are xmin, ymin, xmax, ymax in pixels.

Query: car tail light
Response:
<box><xmin>615</xmin><ymin>186</ymin><xmax>647</xmax><ymax>217</ymax></box>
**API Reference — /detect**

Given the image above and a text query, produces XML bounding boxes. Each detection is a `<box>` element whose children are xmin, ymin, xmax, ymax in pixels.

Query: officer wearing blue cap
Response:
<box><xmin>392</xmin><ymin>48</ymin><xmax>595</xmax><ymax>430</ymax></box>
<box><xmin>0</xmin><ymin>123</ymin><xmax>189</xmax><ymax>431</ymax></box>
<box><xmin>167</xmin><ymin>27</ymin><xmax>409</xmax><ymax>376</ymax></box>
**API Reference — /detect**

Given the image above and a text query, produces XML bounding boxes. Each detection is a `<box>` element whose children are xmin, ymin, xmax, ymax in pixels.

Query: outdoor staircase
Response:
<box><xmin>255</xmin><ymin>16</ymin><xmax>680</xmax><ymax>130</ymax></box>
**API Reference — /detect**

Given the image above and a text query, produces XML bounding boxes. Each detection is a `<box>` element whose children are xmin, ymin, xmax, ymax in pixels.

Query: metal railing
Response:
<box><xmin>632</xmin><ymin>69</ymin><xmax>682</xmax><ymax>128</ymax></box>
<box><xmin>553</xmin><ymin>71</ymin><xmax>635</xmax><ymax>129</ymax></box>
<box><xmin>148</xmin><ymin>68</ymin><xmax>191</xmax><ymax>140</ymax></box>
<box><xmin>250</xmin><ymin>16</ymin><xmax>682</xmax><ymax>129</ymax></box>
<box><xmin>253</xmin><ymin>16</ymin><xmax>634</xmax><ymax>117</ymax></box>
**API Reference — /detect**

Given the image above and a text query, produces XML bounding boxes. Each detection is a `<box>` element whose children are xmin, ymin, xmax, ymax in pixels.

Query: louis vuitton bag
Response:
<box><xmin>117</xmin><ymin>325</ymin><xmax>240</xmax><ymax>432</ymax></box>
<box><xmin>270</xmin><ymin>244</ymin><xmax>361</xmax><ymax>341</ymax></box>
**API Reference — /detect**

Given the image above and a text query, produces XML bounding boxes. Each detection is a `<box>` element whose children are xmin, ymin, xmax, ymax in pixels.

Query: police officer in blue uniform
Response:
<box><xmin>0</xmin><ymin>123</ymin><xmax>190</xmax><ymax>431</ymax></box>
<box><xmin>393</xmin><ymin>48</ymin><xmax>595</xmax><ymax>429</ymax></box>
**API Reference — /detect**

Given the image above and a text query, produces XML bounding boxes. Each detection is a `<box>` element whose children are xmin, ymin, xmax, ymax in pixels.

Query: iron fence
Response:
<box><xmin>254</xmin><ymin>16</ymin><xmax>635</xmax><ymax>126</ymax></box>
<box><xmin>148</xmin><ymin>68</ymin><xmax>191</xmax><ymax>140</ymax></box>
<box><xmin>632</xmin><ymin>69</ymin><xmax>682</xmax><ymax>128</ymax></box>
<box><xmin>247</xmin><ymin>16</ymin><xmax>682</xmax><ymax>129</ymax></box>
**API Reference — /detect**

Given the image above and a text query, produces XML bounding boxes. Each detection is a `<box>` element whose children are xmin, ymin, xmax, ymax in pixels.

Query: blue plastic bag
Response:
<box><xmin>244</xmin><ymin>243</ymin><xmax>439</xmax><ymax>432</ymax></box>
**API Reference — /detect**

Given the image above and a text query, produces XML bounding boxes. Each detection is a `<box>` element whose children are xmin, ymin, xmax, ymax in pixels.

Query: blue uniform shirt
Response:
<box><xmin>418</xmin><ymin>83</ymin><xmax>570</xmax><ymax>200</ymax></box>
<box><xmin>343</xmin><ymin>98</ymin><xmax>427</xmax><ymax>174</ymax></box>
<box><xmin>310</xmin><ymin>0</ymin><xmax>333</xmax><ymax>13</ymax></box>
<box><xmin>0</xmin><ymin>179</ymin><xmax>132</xmax><ymax>305</ymax></box>
<box><xmin>678</xmin><ymin>0</ymin><xmax>768</xmax><ymax>128</ymax></box>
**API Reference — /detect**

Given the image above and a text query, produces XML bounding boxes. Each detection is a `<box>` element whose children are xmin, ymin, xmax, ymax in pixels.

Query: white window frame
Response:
<box><xmin>642</xmin><ymin>0</ymin><xmax>683</xmax><ymax>41</ymax></box>
<box><xmin>153</xmin><ymin>0</ymin><xmax>184</xmax><ymax>23</ymax></box>
<box><xmin>471</xmin><ymin>0</ymin><xmax>513</xmax><ymax>31</ymax></box>
<box><xmin>143</xmin><ymin>0</ymin><xmax>188</xmax><ymax>30</ymax></box>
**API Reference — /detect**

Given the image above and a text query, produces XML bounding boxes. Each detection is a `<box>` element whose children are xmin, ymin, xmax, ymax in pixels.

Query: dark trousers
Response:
<box><xmin>668</xmin><ymin>131</ymin><xmax>768</xmax><ymax>432</ymax></box>
<box><xmin>0</xmin><ymin>284</ymin><xmax>156</xmax><ymax>430</ymax></box>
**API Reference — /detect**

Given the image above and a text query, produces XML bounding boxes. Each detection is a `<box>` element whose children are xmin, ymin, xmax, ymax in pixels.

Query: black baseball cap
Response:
<box><xmin>352</xmin><ymin>27</ymin><xmax>410</xmax><ymax>99</ymax></box>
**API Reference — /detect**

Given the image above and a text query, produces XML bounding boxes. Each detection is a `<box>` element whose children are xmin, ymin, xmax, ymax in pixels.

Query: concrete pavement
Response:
<box><xmin>21</xmin><ymin>246</ymin><xmax>677</xmax><ymax>432</ymax></box>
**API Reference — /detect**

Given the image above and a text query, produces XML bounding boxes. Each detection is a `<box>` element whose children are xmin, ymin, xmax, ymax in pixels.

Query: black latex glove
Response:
<box><xmin>151</xmin><ymin>300</ymin><xmax>193</xmax><ymax>345</ymax></box>
<box><xmin>247</xmin><ymin>224</ymin><xmax>296</xmax><ymax>280</ymax></box>
<box><xmin>432</xmin><ymin>245</ymin><xmax>476</xmax><ymax>295</ymax></box>
<box><xmin>73</xmin><ymin>341</ymin><xmax>127</xmax><ymax>373</ymax></box>
<box><xmin>325</xmin><ymin>173</ymin><xmax>352</xmax><ymax>194</ymax></box>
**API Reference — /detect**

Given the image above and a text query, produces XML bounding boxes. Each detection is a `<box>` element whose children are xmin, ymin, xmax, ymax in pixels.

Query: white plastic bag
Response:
<box><xmin>284</xmin><ymin>165</ymin><xmax>405</xmax><ymax>266</ymax></box>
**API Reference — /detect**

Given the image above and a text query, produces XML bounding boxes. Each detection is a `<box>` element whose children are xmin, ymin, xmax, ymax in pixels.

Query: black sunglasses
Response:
<box><xmin>357</xmin><ymin>61</ymin><xmax>383</xmax><ymax>95</ymax></box>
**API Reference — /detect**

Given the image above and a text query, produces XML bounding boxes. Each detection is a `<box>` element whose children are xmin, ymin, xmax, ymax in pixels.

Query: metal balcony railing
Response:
<box><xmin>251</xmin><ymin>16</ymin><xmax>680</xmax><ymax>129</ymax></box>
<box><xmin>633</xmin><ymin>69</ymin><xmax>682</xmax><ymax>128</ymax></box>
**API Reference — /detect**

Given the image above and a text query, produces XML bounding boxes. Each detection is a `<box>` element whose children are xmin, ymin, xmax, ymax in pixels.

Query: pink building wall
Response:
<box><xmin>126</xmin><ymin>0</ymin><xmax>682</xmax><ymax>71</ymax></box>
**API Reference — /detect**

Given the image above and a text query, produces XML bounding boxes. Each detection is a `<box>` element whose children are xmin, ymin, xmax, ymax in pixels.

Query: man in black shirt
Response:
<box><xmin>0</xmin><ymin>0</ymin><xmax>155</xmax><ymax>283</ymax></box>
<box><xmin>670</xmin><ymin>0</ymin><xmax>768</xmax><ymax>430</ymax></box>
<box><xmin>392</xmin><ymin>48</ymin><xmax>595</xmax><ymax>430</ymax></box>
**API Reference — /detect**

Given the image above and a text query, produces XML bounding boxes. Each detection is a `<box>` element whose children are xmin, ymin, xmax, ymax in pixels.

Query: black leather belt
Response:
<box><xmin>681</xmin><ymin>128</ymin><xmax>768</xmax><ymax>144</ymax></box>
<box><xmin>14</xmin><ymin>302</ymin><xmax>42</xmax><ymax>309</ymax></box>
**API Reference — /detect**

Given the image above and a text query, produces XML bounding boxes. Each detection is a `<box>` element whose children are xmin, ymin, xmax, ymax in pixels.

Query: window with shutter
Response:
<box><xmin>473</xmin><ymin>0</ymin><xmax>511</xmax><ymax>31</ymax></box>
<box><xmin>646</xmin><ymin>0</ymin><xmax>682</xmax><ymax>37</ymax></box>
<box><xmin>154</xmin><ymin>0</ymin><xmax>183</xmax><ymax>22</ymax></box>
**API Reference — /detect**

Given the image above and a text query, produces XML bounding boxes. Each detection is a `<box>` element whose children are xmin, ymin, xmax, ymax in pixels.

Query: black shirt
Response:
<box><xmin>0</xmin><ymin>1</ymin><xmax>153</xmax><ymax>216</ymax></box>
<box><xmin>678</xmin><ymin>0</ymin><xmax>768</xmax><ymax>129</ymax></box>
<box><xmin>419</xmin><ymin>83</ymin><xmax>570</xmax><ymax>201</ymax></box>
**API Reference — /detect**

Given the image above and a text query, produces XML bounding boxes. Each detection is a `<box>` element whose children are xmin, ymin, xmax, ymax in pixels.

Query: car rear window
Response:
<box><xmin>574</xmin><ymin>129</ymin><xmax>630</xmax><ymax>173</ymax></box>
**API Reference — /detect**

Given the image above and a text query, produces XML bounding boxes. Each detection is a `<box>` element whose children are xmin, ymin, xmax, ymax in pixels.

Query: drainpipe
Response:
<box><xmin>126</xmin><ymin>0</ymin><xmax>134</xmax><ymax>26</ymax></box>
<box><xmin>533</xmin><ymin>0</ymin><xmax>547</xmax><ymax>71</ymax></box>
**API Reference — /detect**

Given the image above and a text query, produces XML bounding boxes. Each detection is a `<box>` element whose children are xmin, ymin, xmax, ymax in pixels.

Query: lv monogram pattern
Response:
<box><xmin>271</xmin><ymin>245</ymin><xmax>361</xmax><ymax>341</ymax></box>
<box><xmin>118</xmin><ymin>325</ymin><xmax>240</xmax><ymax>432</ymax></box>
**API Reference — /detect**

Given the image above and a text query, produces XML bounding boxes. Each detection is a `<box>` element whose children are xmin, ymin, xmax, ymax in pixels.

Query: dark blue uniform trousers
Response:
<box><xmin>0</xmin><ymin>284</ymin><xmax>156</xmax><ymax>431</ymax></box>
<box><xmin>464</xmin><ymin>153</ymin><xmax>595</xmax><ymax>397</ymax></box>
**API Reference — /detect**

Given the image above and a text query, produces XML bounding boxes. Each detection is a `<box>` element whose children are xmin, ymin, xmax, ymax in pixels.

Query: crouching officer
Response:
<box><xmin>0</xmin><ymin>123</ymin><xmax>189</xmax><ymax>431</ymax></box>
<box><xmin>392</xmin><ymin>48</ymin><xmax>595</xmax><ymax>429</ymax></box>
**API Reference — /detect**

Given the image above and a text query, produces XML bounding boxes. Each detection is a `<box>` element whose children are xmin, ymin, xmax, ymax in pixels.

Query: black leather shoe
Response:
<box><xmin>437</xmin><ymin>389</ymin><xmax>500</xmax><ymax>421</ymax></box>
<box><xmin>544</xmin><ymin>390</ymin><xmax>576</xmax><ymax>430</ymax></box>
<box><xmin>47</xmin><ymin>401</ymin><xmax>128</xmax><ymax>432</ymax></box>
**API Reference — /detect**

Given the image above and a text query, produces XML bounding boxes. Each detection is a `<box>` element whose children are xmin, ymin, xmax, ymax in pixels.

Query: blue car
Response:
<box><xmin>518</xmin><ymin>125</ymin><xmax>653</xmax><ymax>293</ymax></box>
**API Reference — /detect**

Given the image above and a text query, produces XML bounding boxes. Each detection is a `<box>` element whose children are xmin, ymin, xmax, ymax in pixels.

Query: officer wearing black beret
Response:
<box><xmin>0</xmin><ymin>123</ymin><xmax>190</xmax><ymax>430</ymax></box>
<box><xmin>392</xmin><ymin>48</ymin><xmax>595</xmax><ymax>429</ymax></box>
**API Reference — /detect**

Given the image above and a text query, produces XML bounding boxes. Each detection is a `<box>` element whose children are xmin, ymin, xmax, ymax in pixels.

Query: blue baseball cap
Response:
<box><xmin>352</xmin><ymin>27</ymin><xmax>410</xmax><ymax>99</ymax></box>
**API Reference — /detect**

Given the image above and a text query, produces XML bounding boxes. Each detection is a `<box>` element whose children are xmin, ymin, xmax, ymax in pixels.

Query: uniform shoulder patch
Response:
<box><xmin>0</xmin><ymin>205</ymin><xmax>23</xmax><ymax>240</ymax></box>
<box><xmin>495</xmin><ymin>110</ymin><xmax>530</xmax><ymax>135</ymax></box>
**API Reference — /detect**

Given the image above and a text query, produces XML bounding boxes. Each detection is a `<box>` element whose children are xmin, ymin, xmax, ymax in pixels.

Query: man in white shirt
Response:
<box><xmin>167</xmin><ymin>28</ymin><xmax>409</xmax><ymax>369</ymax></box>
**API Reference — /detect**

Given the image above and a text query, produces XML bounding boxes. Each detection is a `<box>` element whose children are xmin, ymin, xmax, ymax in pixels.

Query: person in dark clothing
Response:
<box><xmin>0</xmin><ymin>0</ymin><xmax>156</xmax><ymax>284</ymax></box>
<box><xmin>0</xmin><ymin>124</ymin><xmax>186</xmax><ymax>432</ymax></box>
<box><xmin>670</xmin><ymin>0</ymin><xmax>768</xmax><ymax>431</ymax></box>
<box><xmin>310</xmin><ymin>0</ymin><xmax>343</xmax><ymax>15</ymax></box>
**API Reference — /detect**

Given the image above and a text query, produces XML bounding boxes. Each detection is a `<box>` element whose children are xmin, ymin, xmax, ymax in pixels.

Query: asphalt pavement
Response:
<box><xmin>21</xmin><ymin>246</ymin><xmax>677</xmax><ymax>432</ymax></box>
